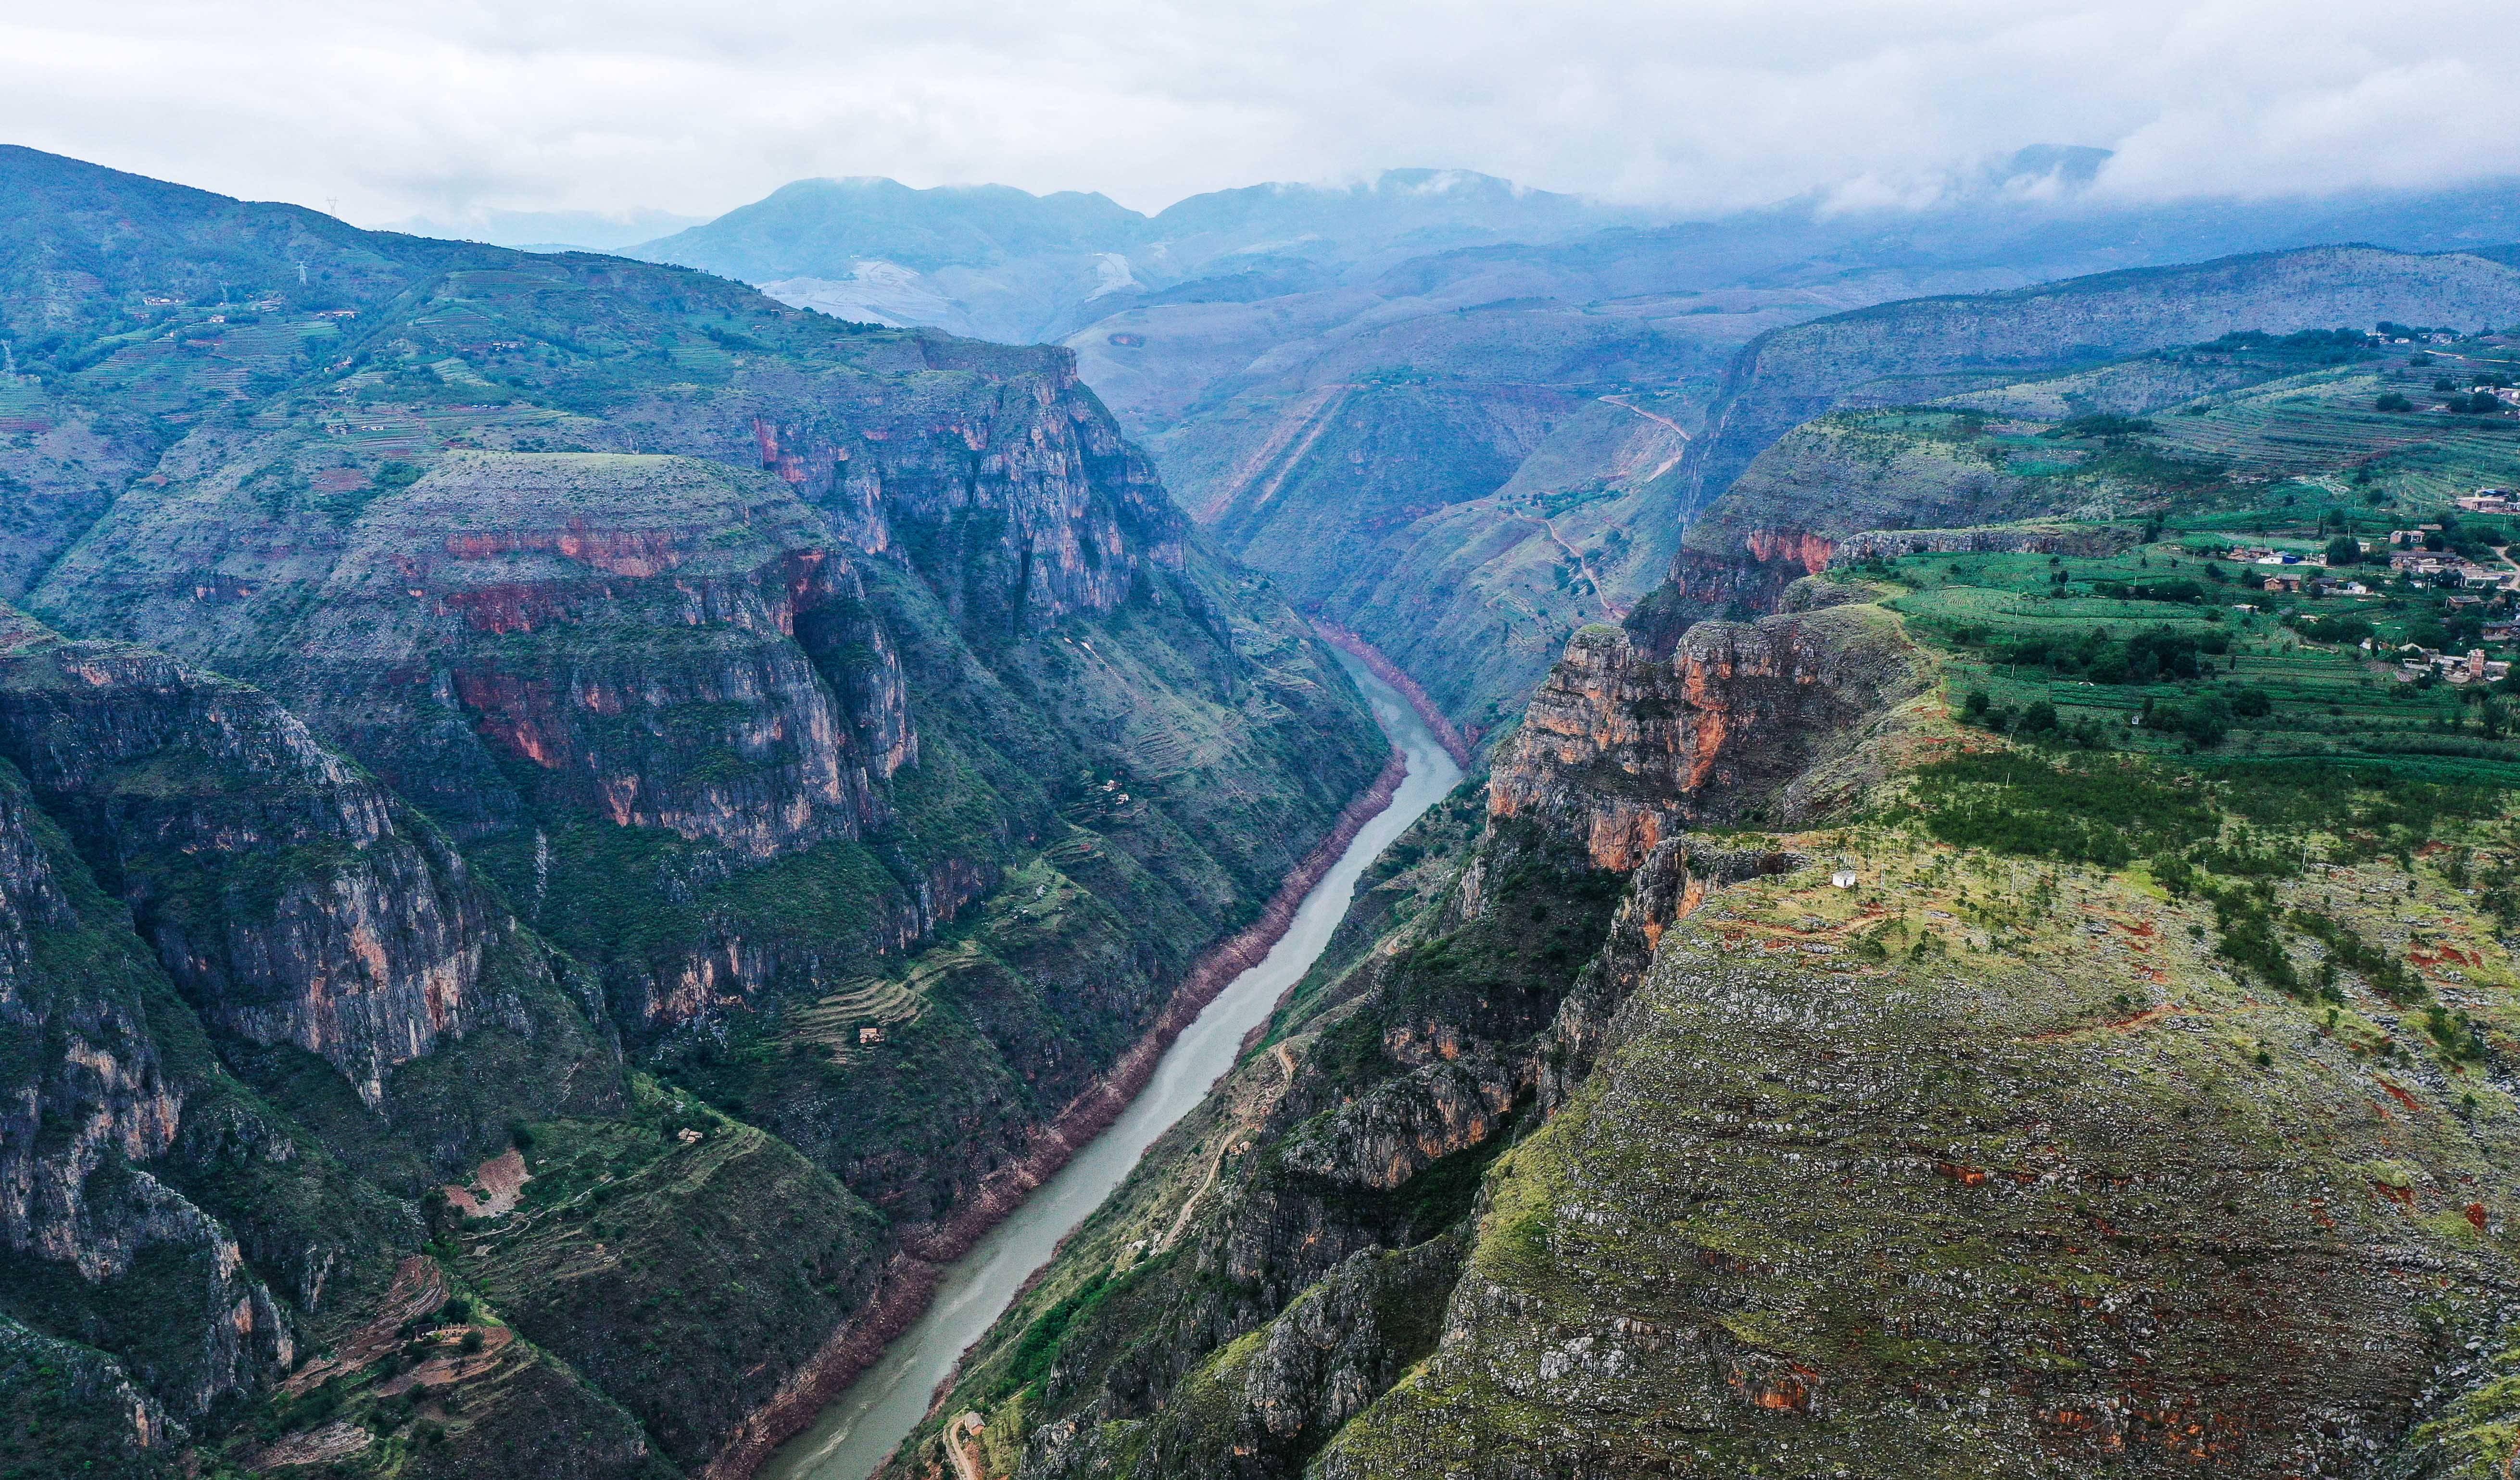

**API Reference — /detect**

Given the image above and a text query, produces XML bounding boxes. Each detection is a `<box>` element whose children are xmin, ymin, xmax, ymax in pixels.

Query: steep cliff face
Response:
<box><xmin>0</xmin><ymin>759</ymin><xmax>291</xmax><ymax>1427</ymax></box>
<box><xmin>37</xmin><ymin>448</ymin><xmax>907</xmax><ymax>855</ymax></box>
<box><xmin>0</xmin><ymin>610</ymin><xmax>603</xmax><ymax>1124</ymax></box>
<box><xmin>28</xmin><ymin>299</ymin><xmax>1379</xmax><ymax>1054</ymax></box>
<box><xmin>893</xmin><ymin>601</ymin><xmax>1918</xmax><ymax>1480</ymax></box>
<box><xmin>1491</xmin><ymin>606</ymin><xmax>1927</xmax><ymax>868</ymax></box>
<box><xmin>720</xmin><ymin>342</ymin><xmax>1186</xmax><ymax>633</ymax></box>
<box><xmin>0</xmin><ymin>1311</ymin><xmax>187</xmax><ymax>1473</ymax></box>
<box><xmin>0</xmin><ymin>148</ymin><xmax>1396</xmax><ymax>1480</ymax></box>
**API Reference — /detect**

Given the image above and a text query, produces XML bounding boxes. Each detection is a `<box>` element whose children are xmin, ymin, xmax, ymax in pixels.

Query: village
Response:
<box><xmin>2215</xmin><ymin>487</ymin><xmax>2520</xmax><ymax>686</ymax></box>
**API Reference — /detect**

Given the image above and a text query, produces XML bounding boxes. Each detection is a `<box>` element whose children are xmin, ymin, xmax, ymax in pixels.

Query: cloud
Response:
<box><xmin>2</xmin><ymin>1</ymin><xmax>2515</xmax><ymax>225</ymax></box>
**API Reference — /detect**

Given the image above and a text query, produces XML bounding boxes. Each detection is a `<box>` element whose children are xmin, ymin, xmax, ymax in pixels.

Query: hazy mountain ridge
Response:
<box><xmin>607</xmin><ymin>164</ymin><xmax>2520</xmax><ymax>745</ymax></box>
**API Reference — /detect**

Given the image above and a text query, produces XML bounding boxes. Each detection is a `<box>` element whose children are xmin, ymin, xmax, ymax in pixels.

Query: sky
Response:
<box><xmin>6</xmin><ymin>0</ymin><xmax>2519</xmax><ymax>233</ymax></box>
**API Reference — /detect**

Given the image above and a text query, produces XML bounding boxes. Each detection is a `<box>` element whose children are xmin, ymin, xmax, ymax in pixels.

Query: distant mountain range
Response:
<box><xmin>362</xmin><ymin>159</ymin><xmax>2520</xmax><ymax>732</ymax></box>
<box><xmin>575</xmin><ymin>161</ymin><xmax>2520</xmax><ymax>731</ymax></box>
<box><xmin>622</xmin><ymin>168</ymin><xmax>1648</xmax><ymax>344</ymax></box>
<box><xmin>614</xmin><ymin>157</ymin><xmax>2520</xmax><ymax>345</ymax></box>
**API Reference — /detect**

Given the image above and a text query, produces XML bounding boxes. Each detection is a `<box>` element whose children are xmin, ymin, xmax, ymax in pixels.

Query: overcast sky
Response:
<box><xmin>7</xmin><ymin>1</ymin><xmax>2519</xmax><ymax>229</ymax></box>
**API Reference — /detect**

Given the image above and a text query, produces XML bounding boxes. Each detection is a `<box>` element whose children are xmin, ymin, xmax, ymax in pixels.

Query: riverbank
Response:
<box><xmin>1309</xmin><ymin>619</ymin><xmax>1477</xmax><ymax>767</ymax></box>
<box><xmin>703</xmin><ymin>748</ymin><xmax>1409</xmax><ymax>1480</ymax></box>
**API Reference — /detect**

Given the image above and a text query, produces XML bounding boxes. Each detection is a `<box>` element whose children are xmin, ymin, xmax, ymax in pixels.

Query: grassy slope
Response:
<box><xmin>1327</xmin><ymin>821</ymin><xmax>2520</xmax><ymax>1477</ymax></box>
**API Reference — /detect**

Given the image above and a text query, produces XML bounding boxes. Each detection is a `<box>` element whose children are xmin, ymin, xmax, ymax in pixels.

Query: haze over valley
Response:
<box><xmin>7</xmin><ymin>8</ymin><xmax>2520</xmax><ymax>1480</ymax></box>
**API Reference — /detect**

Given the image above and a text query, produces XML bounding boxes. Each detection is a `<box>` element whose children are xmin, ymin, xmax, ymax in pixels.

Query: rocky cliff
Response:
<box><xmin>0</xmin><ymin>758</ymin><xmax>291</xmax><ymax>1428</ymax></box>
<box><xmin>902</xmin><ymin>482</ymin><xmax>2520</xmax><ymax>1480</ymax></box>
<box><xmin>0</xmin><ymin>609</ymin><xmax>586</xmax><ymax>1116</ymax></box>
<box><xmin>887</xmin><ymin>591</ymin><xmax>1920</xmax><ymax>1480</ymax></box>
<box><xmin>1492</xmin><ymin>606</ymin><xmax>1927</xmax><ymax>866</ymax></box>
<box><xmin>0</xmin><ymin>603</ymin><xmax>663</xmax><ymax>1472</ymax></box>
<box><xmin>0</xmin><ymin>146</ymin><xmax>1393</xmax><ymax>1480</ymax></box>
<box><xmin>1320</xmin><ymin>837</ymin><xmax>2520</xmax><ymax>1479</ymax></box>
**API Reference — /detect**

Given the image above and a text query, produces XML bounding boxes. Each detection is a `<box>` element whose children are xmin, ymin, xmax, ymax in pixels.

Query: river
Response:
<box><xmin>762</xmin><ymin>651</ymin><xmax>1462</xmax><ymax>1480</ymax></box>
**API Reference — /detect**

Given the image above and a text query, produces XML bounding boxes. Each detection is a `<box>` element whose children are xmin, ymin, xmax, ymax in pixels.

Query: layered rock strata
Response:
<box><xmin>1491</xmin><ymin>606</ymin><xmax>1926</xmax><ymax>868</ymax></box>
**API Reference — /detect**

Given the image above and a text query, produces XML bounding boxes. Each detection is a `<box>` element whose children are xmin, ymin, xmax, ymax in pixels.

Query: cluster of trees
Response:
<box><xmin>1960</xmin><ymin>681</ymin><xmax>2271</xmax><ymax>750</ymax></box>
<box><xmin>1911</xmin><ymin>752</ymin><xmax>2217</xmax><ymax>866</ymax></box>
<box><xmin>1962</xmin><ymin>690</ymin><xmax>2065</xmax><ymax>736</ymax></box>
<box><xmin>2205</xmin><ymin>326</ymin><xmax>2381</xmax><ymax>364</ymax></box>
<box><xmin>2091</xmin><ymin>577</ymin><xmax>2206</xmax><ymax>603</ymax></box>
<box><xmin>1956</xmin><ymin>683</ymin><xmax>2269</xmax><ymax>749</ymax></box>
<box><xmin>2041</xmin><ymin>413</ymin><xmax>2157</xmax><ymax>440</ymax></box>
<box><xmin>1952</xmin><ymin>622</ymin><xmax>2231</xmax><ymax>684</ymax></box>
<box><xmin>2138</xmin><ymin>689</ymin><xmax>2269</xmax><ymax>746</ymax></box>
<box><xmin>2296</xmin><ymin>612</ymin><xmax>2377</xmax><ymax>645</ymax></box>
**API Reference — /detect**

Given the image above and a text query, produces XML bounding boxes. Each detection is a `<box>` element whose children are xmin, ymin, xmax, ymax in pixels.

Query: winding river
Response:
<box><xmin>762</xmin><ymin>651</ymin><xmax>1462</xmax><ymax>1480</ymax></box>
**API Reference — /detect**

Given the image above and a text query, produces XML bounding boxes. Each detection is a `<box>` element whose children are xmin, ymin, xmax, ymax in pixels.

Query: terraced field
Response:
<box><xmin>2142</xmin><ymin>365</ymin><xmax>2520</xmax><ymax>503</ymax></box>
<box><xmin>1875</xmin><ymin>540</ymin><xmax>2520</xmax><ymax>783</ymax></box>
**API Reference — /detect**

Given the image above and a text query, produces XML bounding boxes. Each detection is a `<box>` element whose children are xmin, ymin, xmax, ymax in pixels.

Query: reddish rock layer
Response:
<box><xmin>1490</xmin><ymin>610</ymin><xmax>1921</xmax><ymax>869</ymax></box>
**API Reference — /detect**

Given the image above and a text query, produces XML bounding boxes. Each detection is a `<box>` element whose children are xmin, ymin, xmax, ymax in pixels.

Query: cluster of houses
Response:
<box><xmin>2226</xmin><ymin>549</ymin><xmax>2374</xmax><ymax>595</ymax></box>
<box><xmin>2457</xmin><ymin>490</ymin><xmax>2515</xmax><ymax>514</ymax></box>
<box><xmin>2385</xmin><ymin>550</ymin><xmax>2519</xmax><ymax>590</ymax></box>
<box><xmin>2391</xmin><ymin>644</ymin><xmax>2513</xmax><ymax>685</ymax></box>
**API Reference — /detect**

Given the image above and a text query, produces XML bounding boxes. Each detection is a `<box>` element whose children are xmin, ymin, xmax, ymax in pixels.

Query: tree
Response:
<box><xmin>2375</xmin><ymin>392</ymin><xmax>2412</xmax><ymax>413</ymax></box>
<box><xmin>2325</xmin><ymin>534</ymin><xmax>2361</xmax><ymax>566</ymax></box>
<box><xmin>2179</xmin><ymin>694</ymin><xmax>2232</xmax><ymax>745</ymax></box>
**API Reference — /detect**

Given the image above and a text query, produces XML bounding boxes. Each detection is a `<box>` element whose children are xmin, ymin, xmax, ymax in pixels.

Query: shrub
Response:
<box><xmin>2425</xmin><ymin>1007</ymin><xmax>2487</xmax><ymax>1061</ymax></box>
<box><xmin>2208</xmin><ymin>889</ymin><xmax>2302</xmax><ymax>995</ymax></box>
<box><xmin>2042</xmin><ymin>414</ymin><xmax>2158</xmax><ymax>439</ymax></box>
<box><xmin>2291</xmin><ymin>908</ymin><xmax>2424</xmax><ymax>1003</ymax></box>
